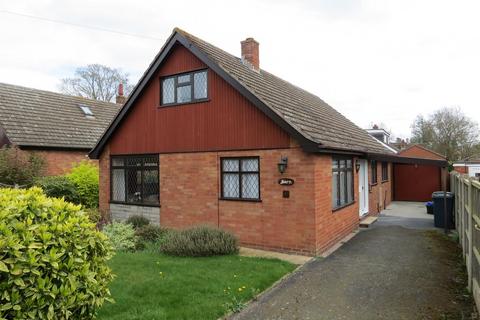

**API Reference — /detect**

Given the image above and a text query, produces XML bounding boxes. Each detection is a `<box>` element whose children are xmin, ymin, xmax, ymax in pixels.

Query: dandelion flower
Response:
<box><xmin>238</xmin><ymin>288</ymin><xmax>243</xmax><ymax>292</ymax></box>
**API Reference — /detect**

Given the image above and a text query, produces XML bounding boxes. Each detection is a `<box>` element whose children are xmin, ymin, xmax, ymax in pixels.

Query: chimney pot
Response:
<box><xmin>241</xmin><ymin>37</ymin><xmax>259</xmax><ymax>70</ymax></box>
<box><xmin>116</xmin><ymin>83</ymin><xmax>126</xmax><ymax>104</ymax></box>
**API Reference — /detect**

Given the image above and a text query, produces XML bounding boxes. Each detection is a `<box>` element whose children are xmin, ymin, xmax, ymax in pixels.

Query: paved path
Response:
<box><xmin>232</xmin><ymin>202</ymin><xmax>471</xmax><ymax>320</ymax></box>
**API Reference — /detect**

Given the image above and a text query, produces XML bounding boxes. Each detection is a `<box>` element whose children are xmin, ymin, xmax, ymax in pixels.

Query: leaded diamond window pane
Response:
<box><xmin>127</xmin><ymin>157</ymin><xmax>142</xmax><ymax>166</ymax></box>
<box><xmin>112</xmin><ymin>158</ymin><xmax>124</xmax><ymax>166</ymax></box>
<box><xmin>178</xmin><ymin>74</ymin><xmax>190</xmax><ymax>84</ymax></box>
<box><xmin>162</xmin><ymin>78</ymin><xmax>174</xmax><ymax>104</ymax></box>
<box><xmin>143</xmin><ymin>170</ymin><xmax>159</xmax><ymax>205</ymax></box>
<box><xmin>126</xmin><ymin>170</ymin><xmax>142</xmax><ymax>203</ymax></box>
<box><xmin>177</xmin><ymin>85</ymin><xmax>191</xmax><ymax>103</ymax></box>
<box><xmin>223</xmin><ymin>173</ymin><xmax>239</xmax><ymax>198</ymax></box>
<box><xmin>112</xmin><ymin>169</ymin><xmax>125</xmax><ymax>201</ymax></box>
<box><xmin>242</xmin><ymin>174</ymin><xmax>259</xmax><ymax>199</ymax></box>
<box><xmin>241</xmin><ymin>158</ymin><xmax>258</xmax><ymax>172</ymax></box>
<box><xmin>143</xmin><ymin>156</ymin><xmax>159</xmax><ymax>167</ymax></box>
<box><xmin>194</xmin><ymin>71</ymin><xmax>207</xmax><ymax>99</ymax></box>
<box><xmin>223</xmin><ymin>159</ymin><xmax>239</xmax><ymax>172</ymax></box>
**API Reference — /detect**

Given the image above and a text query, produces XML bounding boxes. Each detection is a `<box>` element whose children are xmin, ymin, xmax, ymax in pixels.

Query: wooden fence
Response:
<box><xmin>451</xmin><ymin>172</ymin><xmax>480</xmax><ymax>309</ymax></box>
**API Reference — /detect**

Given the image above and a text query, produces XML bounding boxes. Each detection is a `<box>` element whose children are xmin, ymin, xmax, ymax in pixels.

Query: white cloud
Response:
<box><xmin>0</xmin><ymin>0</ymin><xmax>479</xmax><ymax>138</ymax></box>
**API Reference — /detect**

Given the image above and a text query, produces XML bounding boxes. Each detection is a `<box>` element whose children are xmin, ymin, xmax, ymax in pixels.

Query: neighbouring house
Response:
<box><xmin>453</xmin><ymin>154</ymin><xmax>480</xmax><ymax>177</ymax></box>
<box><xmin>394</xmin><ymin>144</ymin><xmax>447</xmax><ymax>201</ymax></box>
<box><xmin>366</xmin><ymin>125</ymin><xmax>398</xmax><ymax>154</ymax></box>
<box><xmin>0</xmin><ymin>82</ymin><xmax>122</xmax><ymax>175</ymax></box>
<box><xmin>89</xmin><ymin>28</ymin><xmax>446</xmax><ymax>255</ymax></box>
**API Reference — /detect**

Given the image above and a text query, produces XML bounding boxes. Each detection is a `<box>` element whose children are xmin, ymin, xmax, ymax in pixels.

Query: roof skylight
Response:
<box><xmin>79</xmin><ymin>104</ymin><xmax>94</xmax><ymax>116</ymax></box>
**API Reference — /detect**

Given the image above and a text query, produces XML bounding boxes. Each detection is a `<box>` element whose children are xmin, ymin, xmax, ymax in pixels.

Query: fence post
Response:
<box><xmin>468</xmin><ymin>179</ymin><xmax>473</xmax><ymax>291</ymax></box>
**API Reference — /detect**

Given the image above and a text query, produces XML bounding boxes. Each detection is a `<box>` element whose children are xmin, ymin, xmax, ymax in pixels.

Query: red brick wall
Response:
<box><xmin>454</xmin><ymin>166</ymin><xmax>468</xmax><ymax>174</ymax></box>
<box><xmin>398</xmin><ymin>145</ymin><xmax>445</xmax><ymax>160</ymax></box>
<box><xmin>29</xmin><ymin>149</ymin><xmax>92</xmax><ymax>176</ymax></box>
<box><xmin>98</xmin><ymin>146</ymin><xmax>110</xmax><ymax>216</ymax></box>
<box><xmin>159</xmin><ymin>147</ymin><xmax>317</xmax><ymax>255</ymax></box>
<box><xmin>98</xmin><ymin>147</ymin><xmax>397</xmax><ymax>255</ymax></box>
<box><xmin>368</xmin><ymin>161</ymin><xmax>392</xmax><ymax>214</ymax></box>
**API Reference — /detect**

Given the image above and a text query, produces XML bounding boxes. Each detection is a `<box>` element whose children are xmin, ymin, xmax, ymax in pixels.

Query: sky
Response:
<box><xmin>0</xmin><ymin>0</ymin><xmax>479</xmax><ymax>139</ymax></box>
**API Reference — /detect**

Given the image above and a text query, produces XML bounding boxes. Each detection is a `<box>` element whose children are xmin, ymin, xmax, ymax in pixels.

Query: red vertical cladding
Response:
<box><xmin>109</xmin><ymin>43</ymin><xmax>290</xmax><ymax>154</ymax></box>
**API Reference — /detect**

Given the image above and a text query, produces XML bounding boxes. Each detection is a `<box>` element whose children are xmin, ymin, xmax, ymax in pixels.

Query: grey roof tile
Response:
<box><xmin>0</xmin><ymin>83</ymin><xmax>121</xmax><ymax>149</ymax></box>
<box><xmin>178</xmin><ymin>29</ymin><xmax>392</xmax><ymax>154</ymax></box>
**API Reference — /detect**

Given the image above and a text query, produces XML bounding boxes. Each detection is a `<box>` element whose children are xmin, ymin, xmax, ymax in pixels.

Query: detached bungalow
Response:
<box><xmin>0</xmin><ymin>83</ymin><xmax>121</xmax><ymax>175</ymax></box>
<box><xmin>90</xmin><ymin>28</ymin><xmax>414</xmax><ymax>255</ymax></box>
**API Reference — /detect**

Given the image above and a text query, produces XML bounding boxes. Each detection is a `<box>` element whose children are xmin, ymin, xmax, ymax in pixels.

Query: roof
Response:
<box><xmin>397</xmin><ymin>144</ymin><xmax>446</xmax><ymax>160</ymax></box>
<box><xmin>0</xmin><ymin>82</ymin><xmax>121</xmax><ymax>150</ymax></box>
<box><xmin>90</xmin><ymin>28</ymin><xmax>394</xmax><ymax>158</ymax></box>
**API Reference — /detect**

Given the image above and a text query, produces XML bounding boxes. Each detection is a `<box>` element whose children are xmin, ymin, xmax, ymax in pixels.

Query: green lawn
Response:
<box><xmin>97</xmin><ymin>252</ymin><xmax>296</xmax><ymax>320</ymax></box>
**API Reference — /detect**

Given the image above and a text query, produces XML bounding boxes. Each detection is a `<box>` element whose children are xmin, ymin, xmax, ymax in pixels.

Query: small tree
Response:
<box><xmin>0</xmin><ymin>146</ymin><xmax>45</xmax><ymax>186</ymax></box>
<box><xmin>68</xmin><ymin>161</ymin><xmax>99</xmax><ymax>208</ymax></box>
<box><xmin>60</xmin><ymin>64</ymin><xmax>134</xmax><ymax>102</ymax></box>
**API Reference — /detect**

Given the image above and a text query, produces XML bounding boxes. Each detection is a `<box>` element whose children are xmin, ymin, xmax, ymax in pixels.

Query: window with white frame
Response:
<box><xmin>221</xmin><ymin>157</ymin><xmax>260</xmax><ymax>201</ymax></box>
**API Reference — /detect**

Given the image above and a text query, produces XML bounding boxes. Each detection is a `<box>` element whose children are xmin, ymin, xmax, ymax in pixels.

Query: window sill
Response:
<box><xmin>382</xmin><ymin>180</ymin><xmax>389</xmax><ymax>183</ymax></box>
<box><xmin>370</xmin><ymin>182</ymin><xmax>378</xmax><ymax>187</ymax></box>
<box><xmin>159</xmin><ymin>98</ymin><xmax>210</xmax><ymax>108</ymax></box>
<box><xmin>332</xmin><ymin>201</ymin><xmax>355</xmax><ymax>212</ymax></box>
<box><xmin>110</xmin><ymin>201</ymin><xmax>161</xmax><ymax>208</ymax></box>
<box><xmin>219</xmin><ymin>198</ymin><xmax>262</xmax><ymax>203</ymax></box>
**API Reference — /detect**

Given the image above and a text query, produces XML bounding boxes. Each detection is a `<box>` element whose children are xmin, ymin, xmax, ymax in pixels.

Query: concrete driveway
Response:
<box><xmin>231</xmin><ymin>202</ymin><xmax>472</xmax><ymax>320</ymax></box>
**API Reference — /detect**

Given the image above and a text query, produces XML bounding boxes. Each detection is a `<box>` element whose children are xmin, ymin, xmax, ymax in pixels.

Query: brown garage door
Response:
<box><xmin>394</xmin><ymin>164</ymin><xmax>441</xmax><ymax>202</ymax></box>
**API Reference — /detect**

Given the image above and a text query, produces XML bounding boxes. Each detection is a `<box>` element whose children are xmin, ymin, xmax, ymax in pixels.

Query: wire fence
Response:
<box><xmin>451</xmin><ymin>172</ymin><xmax>480</xmax><ymax>311</ymax></box>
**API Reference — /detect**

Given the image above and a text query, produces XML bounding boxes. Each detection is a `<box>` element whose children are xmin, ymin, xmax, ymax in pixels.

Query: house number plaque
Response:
<box><xmin>278</xmin><ymin>178</ymin><xmax>294</xmax><ymax>186</ymax></box>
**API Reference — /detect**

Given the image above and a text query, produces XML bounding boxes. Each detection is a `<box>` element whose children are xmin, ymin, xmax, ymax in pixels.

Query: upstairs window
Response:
<box><xmin>382</xmin><ymin>162</ymin><xmax>389</xmax><ymax>182</ymax></box>
<box><xmin>161</xmin><ymin>70</ymin><xmax>208</xmax><ymax>105</ymax></box>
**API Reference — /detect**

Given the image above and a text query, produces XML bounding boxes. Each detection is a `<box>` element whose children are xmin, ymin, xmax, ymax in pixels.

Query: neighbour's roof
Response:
<box><xmin>397</xmin><ymin>144</ymin><xmax>446</xmax><ymax>160</ymax></box>
<box><xmin>90</xmin><ymin>28</ymin><xmax>393</xmax><ymax>158</ymax></box>
<box><xmin>0</xmin><ymin>82</ymin><xmax>121</xmax><ymax>150</ymax></box>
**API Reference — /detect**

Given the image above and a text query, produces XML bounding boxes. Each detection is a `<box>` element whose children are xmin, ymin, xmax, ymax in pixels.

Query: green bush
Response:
<box><xmin>68</xmin><ymin>161</ymin><xmax>99</xmax><ymax>208</ymax></box>
<box><xmin>135</xmin><ymin>225</ymin><xmax>170</xmax><ymax>250</ymax></box>
<box><xmin>160</xmin><ymin>226</ymin><xmax>239</xmax><ymax>257</ymax></box>
<box><xmin>35</xmin><ymin>175</ymin><xmax>80</xmax><ymax>204</ymax></box>
<box><xmin>0</xmin><ymin>187</ymin><xmax>113</xmax><ymax>319</ymax></box>
<box><xmin>102</xmin><ymin>222</ymin><xmax>137</xmax><ymax>252</ymax></box>
<box><xmin>125</xmin><ymin>215</ymin><xmax>150</xmax><ymax>229</ymax></box>
<box><xmin>0</xmin><ymin>146</ymin><xmax>45</xmax><ymax>186</ymax></box>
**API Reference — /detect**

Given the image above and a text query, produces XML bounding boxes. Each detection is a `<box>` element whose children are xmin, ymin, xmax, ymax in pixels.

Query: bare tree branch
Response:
<box><xmin>59</xmin><ymin>64</ymin><xmax>133</xmax><ymax>102</ymax></box>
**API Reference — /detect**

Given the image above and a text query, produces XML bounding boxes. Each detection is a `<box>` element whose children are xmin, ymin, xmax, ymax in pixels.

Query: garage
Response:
<box><xmin>391</xmin><ymin>145</ymin><xmax>447</xmax><ymax>202</ymax></box>
<box><xmin>393</xmin><ymin>164</ymin><xmax>442</xmax><ymax>201</ymax></box>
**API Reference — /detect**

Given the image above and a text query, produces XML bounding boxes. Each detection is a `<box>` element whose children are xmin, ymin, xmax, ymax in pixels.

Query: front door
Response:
<box><xmin>358</xmin><ymin>159</ymin><xmax>369</xmax><ymax>216</ymax></box>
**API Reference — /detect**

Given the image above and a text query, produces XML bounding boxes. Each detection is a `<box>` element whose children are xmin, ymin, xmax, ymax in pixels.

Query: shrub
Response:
<box><xmin>125</xmin><ymin>215</ymin><xmax>150</xmax><ymax>229</ymax></box>
<box><xmin>160</xmin><ymin>226</ymin><xmax>239</xmax><ymax>257</ymax></box>
<box><xmin>84</xmin><ymin>208</ymin><xmax>101</xmax><ymax>225</ymax></box>
<box><xmin>68</xmin><ymin>161</ymin><xmax>99</xmax><ymax>208</ymax></box>
<box><xmin>135</xmin><ymin>225</ymin><xmax>170</xmax><ymax>250</ymax></box>
<box><xmin>35</xmin><ymin>175</ymin><xmax>80</xmax><ymax>204</ymax></box>
<box><xmin>0</xmin><ymin>187</ymin><xmax>113</xmax><ymax>319</ymax></box>
<box><xmin>102</xmin><ymin>222</ymin><xmax>137</xmax><ymax>252</ymax></box>
<box><xmin>0</xmin><ymin>146</ymin><xmax>45</xmax><ymax>186</ymax></box>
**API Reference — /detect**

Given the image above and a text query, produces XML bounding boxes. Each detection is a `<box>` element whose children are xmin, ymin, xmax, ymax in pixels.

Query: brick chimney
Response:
<box><xmin>116</xmin><ymin>83</ymin><xmax>126</xmax><ymax>104</ymax></box>
<box><xmin>241</xmin><ymin>37</ymin><xmax>259</xmax><ymax>70</ymax></box>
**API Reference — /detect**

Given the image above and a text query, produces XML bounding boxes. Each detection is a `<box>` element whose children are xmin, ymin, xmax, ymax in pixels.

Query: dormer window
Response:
<box><xmin>161</xmin><ymin>70</ymin><xmax>208</xmax><ymax>106</ymax></box>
